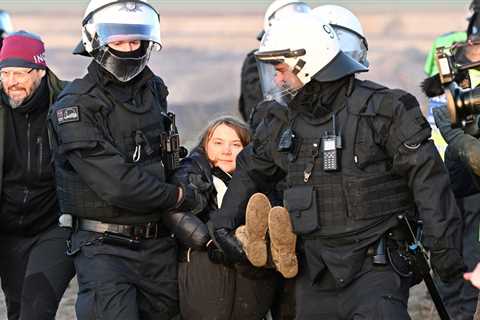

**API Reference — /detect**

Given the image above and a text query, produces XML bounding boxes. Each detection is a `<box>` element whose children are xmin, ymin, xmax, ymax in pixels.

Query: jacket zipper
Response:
<box><xmin>20</xmin><ymin>187</ymin><xmax>29</xmax><ymax>226</ymax></box>
<box><xmin>22</xmin><ymin>113</ymin><xmax>32</xmax><ymax>226</ymax></box>
<box><xmin>37</xmin><ymin>136</ymin><xmax>43</xmax><ymax>177</ymax></box>
<box><xmin>26</xmin><ymin>113</ymin><xmax>31</xmax><ymax>174</ymax></box>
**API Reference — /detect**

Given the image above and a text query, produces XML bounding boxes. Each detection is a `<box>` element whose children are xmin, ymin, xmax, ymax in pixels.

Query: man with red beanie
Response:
<box><xmin>0</xmin><ymin>30</ymin><xmax>75</xmax><ymax>320</ymax></box>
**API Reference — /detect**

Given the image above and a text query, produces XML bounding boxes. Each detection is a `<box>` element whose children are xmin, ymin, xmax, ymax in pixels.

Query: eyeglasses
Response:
<box><xmin>0</xmin><ymin>68</ymin><xmax>34</xmax><ymax>83</ymax></box>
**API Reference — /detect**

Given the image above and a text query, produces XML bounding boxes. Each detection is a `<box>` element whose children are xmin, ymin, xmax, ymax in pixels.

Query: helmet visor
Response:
<box><xmin>335</xmin><ymin>27</ymin><xmax>368</xmax><ymax>67</ymax></box>
<box><xmin>256</xmin><ymin>59</ymin><xmax>302</xmax><ymax>106</ymax></box>
<box><xmin>86</xmin><ymin>2</ymin><xmax>161</xmax><ymax>51</ymax></box>
<box><xmin>96</xmin><ymin>23</ymin><xmax>159</xmax><ymax>46</ymax></box>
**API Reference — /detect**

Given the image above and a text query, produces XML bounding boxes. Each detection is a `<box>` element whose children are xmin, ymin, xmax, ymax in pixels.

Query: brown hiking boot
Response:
<box><xmin>236</xmin><ymin>193</ymin><xmax>271</xmax><ymax>267</ymax></box>
<box><xmin>268</xmin><ymin>206</ymin><xmax>298</xmax><ymax>278</ymax></box>
<box><xmin>235</xmin><ymin>225</ymin><xmax>248</xmax><ymax>248</ymax></box>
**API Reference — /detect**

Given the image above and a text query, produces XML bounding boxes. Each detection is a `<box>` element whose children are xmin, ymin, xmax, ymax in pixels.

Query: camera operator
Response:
<box><xmin>422</xmin><ymin>2</ymin><xmax>480</xmax><ymax>318</ymax></box>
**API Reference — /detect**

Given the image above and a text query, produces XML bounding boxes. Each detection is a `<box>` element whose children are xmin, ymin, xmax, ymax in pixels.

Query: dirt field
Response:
<box><xmin>0</xmin><ymin>3</ymin><xmax>471</xmax><ymax>319</ymax></box>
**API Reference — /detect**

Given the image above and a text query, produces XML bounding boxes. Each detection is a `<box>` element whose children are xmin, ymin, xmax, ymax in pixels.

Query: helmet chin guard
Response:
<box><xmin>93</xmin><ymin>41</ymin><xmax>153</xmax><ymax>82</ymax></box>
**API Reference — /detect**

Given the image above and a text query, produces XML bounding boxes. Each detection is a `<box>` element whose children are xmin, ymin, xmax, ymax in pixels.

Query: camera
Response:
<box><xmin>435</xmin><ymin>44</ymin><xmax>480</xmax><ymax>136</ymax></box>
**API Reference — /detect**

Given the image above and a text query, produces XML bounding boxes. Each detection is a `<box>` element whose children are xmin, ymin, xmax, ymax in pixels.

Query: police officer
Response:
<box><xmin>212</xmin><ymin>13</ymin><xmax>464</xmax><ymax>319</ymax></box>
<box><xmin>49</xmin><ymin>1</ymin><xmax>203</xmax><ymax>319</ymax></box>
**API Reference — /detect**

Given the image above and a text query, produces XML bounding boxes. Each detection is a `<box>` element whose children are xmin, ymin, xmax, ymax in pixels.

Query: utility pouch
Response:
<box><xmin>102</xmin><ymin>232</ymin><xmax>141</xmax><ymax>250</ymax></box>
<box><xmin>284</xmin><ymin>185</ymin><xmax>319</xmax><ymax>235</ymax></box>
<box><xmin>344</xmin><ymin>174</ymin><xmax>412</xmax><ymax>220</ymax></box>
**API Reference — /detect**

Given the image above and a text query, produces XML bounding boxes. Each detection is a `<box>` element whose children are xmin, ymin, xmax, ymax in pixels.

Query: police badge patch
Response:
<box><xmin>56</xmin><ymin>107</ymin><xmax>80</xmax><ymax>124</ymax></box>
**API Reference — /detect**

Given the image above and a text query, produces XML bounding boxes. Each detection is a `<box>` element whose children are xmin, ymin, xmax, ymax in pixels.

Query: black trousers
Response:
<box><xmin>435</xmin><ymin>193</ymin><xmax>480</xmax><ymax>320</ymax></box>
<box><xmin>296</xmin><ymin>259</ymin><xmax>411</xmax><ymax>320</ymax></box>
<box><xmin>178</xmin><ymin>250</ymin><xmax>278</xmax><ymax>320</ymax></box>
<box><xmin>71</xmin><ymin>230</ymin><xmax>179</xmax><ymax>320</ymax></box>
<box><xmin>270</xmin><ymin>277</ymin><xmax>296</xmax><ymax>320</ymax></box>
<box><xmin>0</xmin><ymin>225</ymin><xmax>75</xmax><ymax>320</ymax></box>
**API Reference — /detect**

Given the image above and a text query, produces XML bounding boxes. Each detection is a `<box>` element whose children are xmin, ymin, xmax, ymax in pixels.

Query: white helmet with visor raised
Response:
<box><xmin>256</xmin><ymin>13</ymin><xmax>367</xmax><ymax>106</ymax></box>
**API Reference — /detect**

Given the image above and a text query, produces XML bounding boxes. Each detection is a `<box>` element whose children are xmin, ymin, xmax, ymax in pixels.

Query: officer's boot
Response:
<box><xmin>268</xmin><ymin>206</ymin><xmax>298</xmax><ymax>278</ymax></box>
<box><xmin>234</xmin><ymin>193</ymin><xmax>271</xmax><ymax>267</ymax></box>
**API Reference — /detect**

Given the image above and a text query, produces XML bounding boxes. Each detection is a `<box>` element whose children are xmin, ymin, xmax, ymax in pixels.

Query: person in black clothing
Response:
<box><xmin>166</xmin><ymin>116</ymin><xmax>279</xmax><ymax>320</ymax></box>
<box><xmin>0</xmin><ymin>31</ymin><xmax>75</xmax><ymax>320</ymax></box>
<box><xmin>420</xmin><ymin>5</ymin><xmax>480</xmax><ymax>317</ymax></box>
<box><xmin>212</xmin><ymin>14</ymin><xmax>464</xmax><ymax>319</ymax></box>
<box><xmin>49</xmin><ymin>1</ymin><xmax>203</xmax><ymax>319</ymax></box>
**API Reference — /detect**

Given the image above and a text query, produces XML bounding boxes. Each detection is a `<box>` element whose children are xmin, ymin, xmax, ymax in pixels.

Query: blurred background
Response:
<box><xmin>0</xmin><ymin>0</ymin><xmax>471</xmax><ymax>319</ymax></box>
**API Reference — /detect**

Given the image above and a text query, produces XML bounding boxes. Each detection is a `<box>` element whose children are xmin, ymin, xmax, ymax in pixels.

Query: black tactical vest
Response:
<box><xmin>54</xmin><ymin>75</ymin><xmax>171</xmax><ymax>222</ymax></box>
<box><xmin>283</xmin><ymin>80</ymin><xmax>415</xmax><ymax>238</ymax></box>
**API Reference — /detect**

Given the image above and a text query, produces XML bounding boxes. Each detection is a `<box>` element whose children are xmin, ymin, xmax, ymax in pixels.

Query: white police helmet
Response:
<box><xmin>263</xmin><ymin>0</ymin><xmax>311</xmax><ymax>31</ymax></box>
<box><xmin>0</xmin><ymin>11</ymin><xmax>13</xmax><ymax>37</ymax></box>
<box><xmin>75</xmin><ymin>0</ymin><xmax>162</xmax><ymax>82</ymax></box>
<box><xmin>256</xmin><ymin>14</ymin><xmax>367</xmax><ymax>105</ymax></box>
<box><xmin>312</xmin><ymin>5</ymin><xmax>369</xmax><ymax>67</ymax></box>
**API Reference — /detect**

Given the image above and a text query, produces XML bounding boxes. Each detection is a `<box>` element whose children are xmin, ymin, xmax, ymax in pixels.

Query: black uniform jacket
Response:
<box><xmin>49</xmin><ymin>63</ymin><xmax>178</xmax><ymax>224</ymax></box>
<box><xmin>213</xmin><ymin>77</ymin><xmax>462</xmax><ymax>284</ymax></box>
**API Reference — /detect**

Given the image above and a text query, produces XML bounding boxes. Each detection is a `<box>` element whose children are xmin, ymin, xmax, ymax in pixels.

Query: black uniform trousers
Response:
<box><xmin>296</xmin><ymin>256</ymin><xmax>411</xmax><ymax>320</ymax></box>
<box><xmin>0</xmin><ymin>225</ymin><xmax>75</xmax><ymax>320</ymax></box>
<box><xmin>435</xmin><ymin>193</ymin><xmax>480</xmax><ymax>320</ymax></box>
<box><xmin>178</xmin><ymin>249</ymin><xmax>278</xmax><ymax>320</ymax></box>
<box><xmin>71</xmin><ymin>230</ymin><xmax>179</xmax><ymax>320</ymax></box>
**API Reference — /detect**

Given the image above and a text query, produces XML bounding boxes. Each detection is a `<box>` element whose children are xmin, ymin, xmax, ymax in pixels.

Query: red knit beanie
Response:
<box><xmin>0</xmin><ymin>31</ymin><xmax>46</xmax><ymax>69</ymax></box>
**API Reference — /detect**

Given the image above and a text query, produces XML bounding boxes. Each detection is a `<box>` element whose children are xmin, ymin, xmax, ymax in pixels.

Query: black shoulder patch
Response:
<box><xmin>399</xmin><ymin>93</ymin><xmax>419</xmax><ymax>111</ymax></box>
<box><xmin>56</xmin><ymin>106</ymin><xmax>80</xmax><ymax>124</ymax></box>
<box><xmin>374</xmin><ymin>93</ymin><xmax>394</xmax><ymax>118</ymax></box>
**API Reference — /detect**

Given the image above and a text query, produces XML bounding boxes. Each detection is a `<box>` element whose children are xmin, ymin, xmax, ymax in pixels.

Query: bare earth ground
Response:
<box><xmin>0</xmin><ymin>5</ymin><xmax>470</xmax><ymax>320</ymax></box>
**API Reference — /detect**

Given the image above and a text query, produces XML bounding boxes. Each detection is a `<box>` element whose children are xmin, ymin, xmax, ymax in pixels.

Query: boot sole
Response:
<box><xmin>269</xmin><ymin>206</ymin><xmax>298</xmax><ymax>278</ymax></box>
<box><xmin>244</xmin><ymin>193</ymin><xmax>271</xmax><ymax>267</ymax></box>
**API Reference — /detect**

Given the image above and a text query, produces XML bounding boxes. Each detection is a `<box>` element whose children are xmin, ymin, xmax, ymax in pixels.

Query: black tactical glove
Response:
<box><xmin>175</xmin><ymin>183</ymin><xmax>207</xmax><ymax>214</ymax></box>
<box><xmin>206</xmin><ymin>240</ymin><xmax>231</xmax><ymax>266</ymax></box>
<box><xmin>430</xmin><ymin>248</ymin><xmax>467</xmax><ymax>283</ymax></box>
<box><xmin>212</xmin><ymin>228</ymin><xmax>247</xmax><ymax>264</ymax></box>
<box><xmin>175</xmin><ymin>173</ymin><xmax>211</xmax><ymax>214</ymax></box>
<box><xmin>162</xmin><ymin>211</ymin><xmax>209</xmax><ymax>250</ymax></box>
